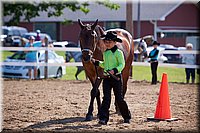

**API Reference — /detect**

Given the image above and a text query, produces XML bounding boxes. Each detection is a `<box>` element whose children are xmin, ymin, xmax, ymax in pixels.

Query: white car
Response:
<box><xmin>2</xmin><ymin>50</ymin><xmax>66</xmax><ymax>79</ymax></box>
<box><xmin>53</xmin><ymin>41</ymin><xmax>78</xmax><ymax>47</ymax></box>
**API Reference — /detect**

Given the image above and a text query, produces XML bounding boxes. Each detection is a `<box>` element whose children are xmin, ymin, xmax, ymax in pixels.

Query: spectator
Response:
<box><xmin>35</xmin><ymin>30</ymin><xmax>41</xmax><ymax>41</ymax></box>
<box><xmin>182</xmin><ymin>43</ymin><xmax>196</xmax><ymax>84</ymax></box>
<box><xmin>148</xmin><ymin>41</ymin><xmax>160</xmax><ymax>85</ymax></box>
<box><xmin>196</xmin><ymin>54</ymin><xmax>200</xmax><ymax>75</ymax></box>
<box><xmin>25</xmin><ymin>36</ymin><xmax>42</xmax><ymax>79</ymax></box>
<box><xmin>41</xmin><ymin>36</ymin><xmax>49</xmax><ymax>47</ymax></box>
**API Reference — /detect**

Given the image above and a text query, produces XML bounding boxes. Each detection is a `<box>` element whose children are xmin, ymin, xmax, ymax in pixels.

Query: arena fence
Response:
<box><xmin>1</xmin><ymin>47</ymin><xmax>199</xmax><ymax>69</ymax></box>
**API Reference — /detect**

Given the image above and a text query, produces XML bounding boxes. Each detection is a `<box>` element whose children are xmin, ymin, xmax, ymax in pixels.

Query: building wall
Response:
<box><xmin>60</xmin><ymin>21</ymin><xmax>104</xmax><ymax>43</ymax></box>
<box><xmin>134</xmin><ymin>21</ymin><xmax>154</xmax><ymax>39</ymax></box>
<box><xmin>157</xmin><ymin>3</ymin><xmax>200</xmax><ymax>47</ymax></box>
<box><xmin>18</xmin><ymin>22</ymin><xmax>34</xmax><ymax>32</ymax></box>
<box><xmin>61</xmin><ymin>23</ymin><xmax>80</xmax><ymax>43</ymax></box>
<box><xmin>159</xmin><ymin>3</ymin><xmax>199</xmax><ymax>27</ymax></box>
<box><xmin>17</xmin><ymin>3</ymin><xmax>199</xmax><ymax>47</ymax></box>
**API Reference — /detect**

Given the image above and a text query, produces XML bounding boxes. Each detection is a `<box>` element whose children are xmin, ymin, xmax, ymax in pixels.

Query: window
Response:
<box><xmin>12</xmin><ymin>29</ymin><xmax>20</xmax><ymax>36</ymax></box>
<box><xmin>34</xmin><ymin>23</ymin><xmax>56</xmax><ymax>40</ymax></box>
<box><xmin>105</xmin><ymin>22</ymin><xmax>124</xmax><ymax>29</ymax></box>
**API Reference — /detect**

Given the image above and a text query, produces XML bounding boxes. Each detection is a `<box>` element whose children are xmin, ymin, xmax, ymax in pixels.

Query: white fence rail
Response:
<box><xmin>1</xmin><ymin>47</ymin><xmax>199</xmax><ymax>69</ymax></box>
<box><xmin>1</xmin><ymin>47</ymin><xmax>199</xmax><ymax>54</ymax></box>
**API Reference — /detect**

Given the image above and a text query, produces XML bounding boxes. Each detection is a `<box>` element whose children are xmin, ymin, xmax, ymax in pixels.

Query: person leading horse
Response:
<box><xmin>78</xmin><ymin>19</ymin><xmax>146</xmax><ymax>121</ymax></box>
<box><xmin>91</xmin><ymin>31</ymin><xmax>132</xmax><ymax>124</ymax></box>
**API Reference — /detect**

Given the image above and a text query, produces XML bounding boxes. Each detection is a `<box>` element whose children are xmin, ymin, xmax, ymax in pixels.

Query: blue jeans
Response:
<box><xmin>185</xmin><ymin>68</ymin><xmax>195</xmax><ymax>81</ymax></box>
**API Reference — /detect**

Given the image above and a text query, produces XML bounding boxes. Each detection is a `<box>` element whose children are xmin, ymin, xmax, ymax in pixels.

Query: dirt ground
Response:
<box><xmin>1</xmin><ymin>78</ymin><xmax>199</xmax><ymax>132</ymax></box>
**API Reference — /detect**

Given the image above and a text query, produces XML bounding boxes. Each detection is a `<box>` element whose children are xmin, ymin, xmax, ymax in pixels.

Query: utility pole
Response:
<box><xmin>137</xmin><ymin>0</ymin><xmax>141</xmax><ymax>38</ymax></box>
<box><xmin>126</xmin><ymin>0</ymin><xmax>133</xmax><ymax>77</ymax></box>
<box><xmin>126</xmin><ymin>1</ymin><xmax>133</xmax><ymax>35</ymax></box>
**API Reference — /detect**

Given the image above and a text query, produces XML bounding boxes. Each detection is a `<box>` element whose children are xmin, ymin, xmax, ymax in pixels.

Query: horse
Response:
<box><xmin>65</xmin><ymin>42</ymin><xmax>87</xmax><ymax>80</ymax></box>
<box><xmin>133</xmin><ymin>35</ymin><xmax>154</xmax><ymax>62</ymax></box>
<box><xmin>78</xmin><ymin>19</ymin><xmax>147</xmax><ymax>121</ymax></box>
<box><xmin>65</xmin><ymin>51</ymin><xmax>88</xmax><ymax>80</ymax></box>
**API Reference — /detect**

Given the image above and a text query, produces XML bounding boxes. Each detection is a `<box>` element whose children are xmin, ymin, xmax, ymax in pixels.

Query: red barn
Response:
<box><xmin>4</xmin><ymin>1</ymin><xmax>200</xmax><ymax>48</ymax></box>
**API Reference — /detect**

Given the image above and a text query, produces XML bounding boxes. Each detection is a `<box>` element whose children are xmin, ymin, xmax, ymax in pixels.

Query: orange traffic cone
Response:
<box><xmin>147</xmin><ymin>73</ymin><xmax>178</xmax><ymax>122</ymax></box>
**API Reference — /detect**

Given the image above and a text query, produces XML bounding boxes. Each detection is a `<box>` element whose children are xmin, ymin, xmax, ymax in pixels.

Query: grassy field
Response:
<box><xmin>63</xmin><ymin>65</ymin><xmax>199</xmax><ymax>83</ymax></box>
<box><xmin>1</xmin><ymin>51</ymin><xmax>199</xmax><ymax>83</ymax></box>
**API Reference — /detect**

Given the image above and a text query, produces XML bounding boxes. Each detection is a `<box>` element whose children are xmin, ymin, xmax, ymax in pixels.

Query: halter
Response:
<box><xmin>81</xmin><ymin>30</ymin><xmax>99</xmax><ymax>57</ymax></box>
<box><xmin>81</xmin><ymin>49</ymin><xmax>93</xmax><ymax>56</ymax></box>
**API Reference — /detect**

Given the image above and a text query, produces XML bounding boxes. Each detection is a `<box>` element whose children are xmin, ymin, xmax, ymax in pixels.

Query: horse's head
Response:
<box><xmin>134</xmin><ymin>35</ymin><xmax>154</xmax><ymax>58</ymax></box>
<box><xmin>78</xmin><ymin>19</ymin><xmax>99</xmax><ymax>62</ymax></box>
<box><xmin>134</xmin><ymin>39</ymin><xmax>148</xmax><ymax>59</ymax></box>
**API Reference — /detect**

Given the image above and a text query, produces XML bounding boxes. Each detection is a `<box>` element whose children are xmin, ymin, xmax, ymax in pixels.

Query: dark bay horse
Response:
<box><xmin>65</xmin><ymin>43</ymin><xmax>87</xmax><ymax>80</ymax></box>
<box><xmin>65</xmin><ymin>51</ymin><xmax>86</xmax><ymax>80</ymax></box>
<box><xmin>78</xmin><ymin>19</ymin><xmax>146</xmax><ymax>121</ymax></box>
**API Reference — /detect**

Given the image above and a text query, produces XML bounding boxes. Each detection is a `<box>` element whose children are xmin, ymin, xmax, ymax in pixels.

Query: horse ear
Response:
<box><xmin>78</xmin><ymin>19</ymin><xmax>84</xmax><ymax>29</ymax></box>
<box><xmin>91</xmin><ymin>19</ymin><xmax>98</xmax><ymax>30</ymax></box>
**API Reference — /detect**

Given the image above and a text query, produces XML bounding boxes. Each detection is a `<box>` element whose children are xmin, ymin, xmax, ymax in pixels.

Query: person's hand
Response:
<box><xmin>108</xmin><ymin>70</ymin><xmax>114</xmax><ymax>75</ymax></box>
<box><xmin>91</xmin><ymin>58</ymin><xmax>100</xmax><ymax>66</ymax></box>
<box><xmin>91</xmin><ymin>58</ymin><xmax>96</xmax><ymax>63</ymax></box>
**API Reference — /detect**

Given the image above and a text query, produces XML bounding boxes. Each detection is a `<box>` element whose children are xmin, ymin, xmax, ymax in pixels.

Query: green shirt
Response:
<box><xmin>99</xmin><ymin>45</ymin><xmax>125</xmax><ymax>74</ymax></box>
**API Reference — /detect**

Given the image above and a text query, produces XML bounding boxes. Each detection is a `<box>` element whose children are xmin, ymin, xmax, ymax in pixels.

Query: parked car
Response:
<box><xmin>1</xmin><ymin>26</ymin><xmax>28</xmax><ymax>47</ymax></box>
<box><xmin>162</xmin><ymin>47</ymin><xmax>182</xmax><ymax>64</ymax></box>
<box><xmin>2</xmin><ymin>49</ymin><xmax>66</xmax><ymax>79</ymax></box>
<box><xmin>53</xmin><ymin>41</ymin><xmax>78</xmax><ymax>47</ymax></box>
<box><xmin>159</xmin><ymin>44</ymin><xmax>176</xmax><ymax>49</ymax></box>
<box><xmin>160</xmin><ymin>44</ymin><xmax>182</xmax><ymax>64</ymax></box>
<box><xmin>22</xmin><ymin>32</ymin><xmax>53</xmax><ymax>43</ymax></box>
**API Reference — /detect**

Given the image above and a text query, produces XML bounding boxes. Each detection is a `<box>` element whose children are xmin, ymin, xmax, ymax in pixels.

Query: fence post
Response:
<box><xmin>44</xmin><ymin>37</ymin><xmax>48</xmax><ymax>79</ymax></box>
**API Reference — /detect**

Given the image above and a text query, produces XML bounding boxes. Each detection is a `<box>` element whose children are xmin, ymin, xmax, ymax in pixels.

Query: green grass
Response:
<box><xmin>61</xmin><ymin>65</ymin><xmax>199</xmax><ymax>83</ymax></box>
<box><xmin>1</xmin><ymin>51</ymin><xmax>199</xmax><ymax>83</ymax></box>
<box><xmin>133</xmin><ymin>66</ymin><xmax>199</xmax><ymax>83</ymax></box>
<box><xmin>0</xmin><ymin>51</ymin><xmax>13</xmax><ymax>61</ymax></box>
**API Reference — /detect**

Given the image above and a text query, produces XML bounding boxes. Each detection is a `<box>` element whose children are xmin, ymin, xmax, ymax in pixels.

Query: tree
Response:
<box><xmin>3</xmin><ymin>0</ymin><xmax>120</xmax><ymax>26</ymax></box>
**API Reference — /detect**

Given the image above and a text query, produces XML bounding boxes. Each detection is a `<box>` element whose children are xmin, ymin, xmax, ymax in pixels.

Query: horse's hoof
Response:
<box><xmin>85</xmin><ymin>114</ymin><xmax>93</xmax><ymax>121</ymax></box>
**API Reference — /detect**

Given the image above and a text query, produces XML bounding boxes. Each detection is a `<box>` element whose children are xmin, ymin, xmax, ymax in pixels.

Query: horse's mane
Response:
<box><xmin>95</xmin><ymin>25</ymin><xmax>105</xmax><ymax>37</ymax></box>
<box><xmin>93</xmin><ymin>25</ymin><xmax>107</xmax><ymax>54</ymax></box>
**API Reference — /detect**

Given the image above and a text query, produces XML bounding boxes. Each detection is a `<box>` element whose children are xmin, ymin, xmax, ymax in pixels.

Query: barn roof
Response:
<box><xmin>29</xmin><ymin>1</ymin><xmax>183</xmax><ymax>22</ymax></box>
<box><xmin>3</xmin><ymin>1</ymin><xmax>187</xmax><ymax>22</ymax></box>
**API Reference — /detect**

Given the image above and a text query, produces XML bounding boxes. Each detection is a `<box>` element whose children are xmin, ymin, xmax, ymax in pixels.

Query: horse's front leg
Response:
<box><xmin>95</xmin><ymin>79</ymin><xmax>102</xmax><ymax>117</ymax></box>
<box><xmin>85</xmin><ymin>78</ymin><xmax>102</xmax><ymax>121</ymax></box>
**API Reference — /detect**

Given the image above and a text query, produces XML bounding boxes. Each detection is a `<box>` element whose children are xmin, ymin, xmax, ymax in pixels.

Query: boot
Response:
<box><xmin>186</xmin><ymin>79</ymin><xmax>189</xmax><ymax>84</ymax></box>
<box><xmin>192</xmin><ymin>79</ymin><xmax>195</xmax><ymax>84</ymax></box>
